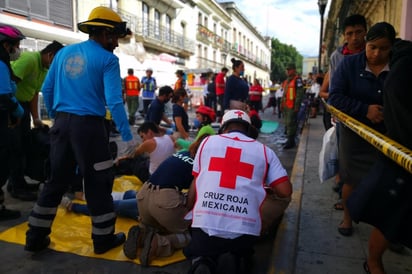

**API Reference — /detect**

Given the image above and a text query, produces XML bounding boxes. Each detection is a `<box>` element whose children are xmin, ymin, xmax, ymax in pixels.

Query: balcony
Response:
<box><xmin>197</xmin><ymin>24</ymin><xmax>231</xmax><ymax>52</ymax></box>
<box><xmin>230</xmin><ymin>43</ymin><xmax>269</xmax><ymax>71</ymax></box>
<box><xmin>117</xmin><ymin>9</ymin><xmax>195</xmax><ymax>57</ymax></box>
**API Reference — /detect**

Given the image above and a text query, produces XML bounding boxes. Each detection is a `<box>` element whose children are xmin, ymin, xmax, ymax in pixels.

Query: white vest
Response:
<box><xmin>191</xmin><ymin>132</ymin><xmax>288</xmax><ymax>237</ymax></box>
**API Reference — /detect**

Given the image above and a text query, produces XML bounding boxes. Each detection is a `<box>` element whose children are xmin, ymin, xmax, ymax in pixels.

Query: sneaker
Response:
<box><xmin>24</xmin><ymin>236</ymin><xmax>50</xmax><ymax>252</ymax></box>
<box><xmin>123</xmin><ymin>225</ymin><xmax>142</xmax><ymax>259</ymax></box>
<box><xmin>283</xmin><ymin>139</ymin><xmax>296</xmax><ymax>149</ymax></box>
<box><xmin>188</xmin><ymin>257</ymin><xmax>216</xmax><ymax>274</ymax></box>
<box><xmin>60</xmin><ymin>196</ymin><xmax>73</xmax><ymax>211</ymax></box>
<box><xmin>0</xmin><ymin>205</ymin><xmax>21</xmax><ymax>221</ymax></box>
<box><xmin>94</xmin><ymin>232</ymin><xmax>126</xmax><ymax>254</ymax></box>
<box><xmin>139</xmin><ymin>226</ymin><xmax>157</xmax><ymax>266</ymax></box>
<box><xmin>9</xmin><ymin>188</ymin><xmax>37</xmax><ymax>201</ymax></box>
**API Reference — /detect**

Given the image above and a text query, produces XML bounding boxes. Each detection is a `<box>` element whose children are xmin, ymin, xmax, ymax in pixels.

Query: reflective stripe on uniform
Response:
<box><xmin>32</xmin><ymin>204</ymin><xmax>58</xmax><ymax>215</ymax></box>
<box><xmin>91</xmin><ymin>212</ymin><xmax>116</xmax><ymax>223</ymax></box>
<box><xmin>93</xmin><ymin>159</ymin><xmax>113</xmax><ymax>171</ymax></box>
<box><xmin>91</xmin><ymin>212</ymin><xmax>116</xmax><ymax>235</ymax></box>
<box><xmin>92</xmin><ymin>225</ymin><xmax>115</xmax><ymax>235</ymax></box>
<box><xmin>28</xmin><ymin>216</ymin><xmax>54</xmax><ymax>228</ymax></box>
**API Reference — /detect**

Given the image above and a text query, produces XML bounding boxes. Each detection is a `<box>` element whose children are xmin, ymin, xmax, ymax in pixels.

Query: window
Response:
<box><xmin>154</xmin><ymin>10</ymin><xmax>160</xmax><ymax>38</ymax></box>
<box><xmin>1</xmin><ymin>0</ymin><xmax>73</xmax><ymax>28</ymax></box>
<box><xmin>198</xmin><ymin>13</ymin><xmax>202</xmax><ymax>25</ymax></box>
<box><xmin>165</xmin><ymin>14</ymin><xmax>171</xmax><ymax>42</ymax></box>
<box><xmin>142</xmin><ymin>3</ymin><xmax>149</xmax><ymax>36</ymax></box>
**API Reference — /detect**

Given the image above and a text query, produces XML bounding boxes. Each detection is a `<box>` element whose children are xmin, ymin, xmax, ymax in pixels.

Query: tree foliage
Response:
<box><xmin>270</xmin><ymin>38</ymin><xmax>303</xmax><ymax>82</ymax></box>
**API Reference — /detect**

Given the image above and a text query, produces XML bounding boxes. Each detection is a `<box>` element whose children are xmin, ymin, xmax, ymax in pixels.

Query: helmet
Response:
<box><xmin>221</xmin><ymin>109</ymin><xmax>250</xmax><ymax>128</ymax></box>
<box><xmin>196</xmin><ymin>106</ymin><xmax>216</xmax><ymax>122</ymax></box>
<box><xmin>0</xmin><ymin>24</ymin><xmax>25</xmax><ymax>42</ymax></box>
<box><xmin>77</xmin><ymin>6</ymin><xmax>129</xmax><ymax>37</ymax></box>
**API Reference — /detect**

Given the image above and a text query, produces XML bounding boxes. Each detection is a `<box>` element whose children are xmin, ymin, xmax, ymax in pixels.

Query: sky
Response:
<box><xmin>221</xmin><ymin>0</ymin><xmax>330</xmax><ymax>57</ymax></box>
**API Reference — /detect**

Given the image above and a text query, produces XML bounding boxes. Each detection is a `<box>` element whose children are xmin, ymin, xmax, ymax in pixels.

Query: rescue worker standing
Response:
<box><xmin>140</xmin><ymin>68</ymin><xmax>157</xmax><ymax>116</ymax></box>
<box><xmin>25</xmin><ymin>6</ymin><xmax>135</xmax><ymax>254</ymax></box>
<box><xmin>124</xmin><ymin>68</ymin><xmax>140</xmax><ymax>125</ymax></box>
<box><xmin>7</xmin><ymin>40</ymin><xmax>64</xmax><ymax>201</ymax></box>
<box><xmin>281</xmin><ymin>63</ymin><xmax>304</xmax><ymax>149</ymax></box>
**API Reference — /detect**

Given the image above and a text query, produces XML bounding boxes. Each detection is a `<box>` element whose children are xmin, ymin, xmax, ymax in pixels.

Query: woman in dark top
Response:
<box><xmin>172</xmin><ymin>88</ymin><xmax>189</xmax><ymax>139</ymax></box>
<box><xmin>223</xmin><ymin>58</ymin><xmax>249</xmax><ymax>111</ymax></box>
<box><xmin>329</xmin><ymin>22</ymin><xmax>396</xmax><ymax>238</ymax></box>
<box><xmin>347</xmin><ymin>39</ymin><xmax>412</xmax><ymax>274</ymax></box>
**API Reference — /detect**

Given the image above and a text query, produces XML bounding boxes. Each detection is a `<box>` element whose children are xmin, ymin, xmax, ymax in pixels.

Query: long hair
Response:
<box><xmin>172</xmin><ymin>88</ymin><xmax>187</xmax><ymax>103</ymax></box>
<box><xmin>0</xmin><ymin>41</ymin><xmax>13</xmax><ymax>76</ymax></box>
<box><xmin>189</xmin><ymin>133</ymin><xmax>210</xmax><ymax>157</ymax></box>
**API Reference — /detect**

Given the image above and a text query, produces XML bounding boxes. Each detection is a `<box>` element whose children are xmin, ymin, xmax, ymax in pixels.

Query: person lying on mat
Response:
<box><xmin>60</xmin><ymin>190</ymin><xmax>139</xmax><ymax>220</ymax></box>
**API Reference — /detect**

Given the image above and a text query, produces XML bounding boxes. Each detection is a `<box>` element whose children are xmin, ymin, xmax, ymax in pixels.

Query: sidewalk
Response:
<box><xmin>271</xmin><ymin>116</ymin><xmax>412</xmax><ymax>274</ymax></box>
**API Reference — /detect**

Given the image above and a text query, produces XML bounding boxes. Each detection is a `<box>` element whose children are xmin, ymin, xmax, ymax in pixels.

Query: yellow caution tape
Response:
<box><xmin>322</xmin><ymin>99</ymin><xmax>412</xmax><ymax>174</ymax></box>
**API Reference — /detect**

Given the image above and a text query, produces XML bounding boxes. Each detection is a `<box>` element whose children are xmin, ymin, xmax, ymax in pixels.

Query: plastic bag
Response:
<box><xmin>319</xmin><ymin>126</ymin><xmax>338</xmax><ymax>182</ymax></box>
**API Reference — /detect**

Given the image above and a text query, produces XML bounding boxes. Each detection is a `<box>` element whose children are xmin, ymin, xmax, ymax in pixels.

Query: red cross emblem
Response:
<box><xmin>233</xmin><ymin>110</ymin><xmax>244</xmax><ymax>118</ymax></box>
<box><xmin>208</xmin><ymin>146</ymin><xmax>254</xmax><ymax>189</ymax></box>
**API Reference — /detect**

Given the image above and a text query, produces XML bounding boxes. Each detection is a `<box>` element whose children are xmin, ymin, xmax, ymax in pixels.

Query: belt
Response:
<box><xmin>147</xmin><ymin>182</ymin><xmax>178</xmax><ymax>190</ymax></box>
<box><xmin>56</xmin><ymin>112</ymin><xmax>104</xmax><ymax>121</ymax></box>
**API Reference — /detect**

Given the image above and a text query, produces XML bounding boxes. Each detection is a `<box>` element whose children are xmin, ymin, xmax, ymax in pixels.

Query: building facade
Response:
<box><xmin>0</xmin><ymin>0</ymin><xmax>271</xmax><ymax>89</ymax></box>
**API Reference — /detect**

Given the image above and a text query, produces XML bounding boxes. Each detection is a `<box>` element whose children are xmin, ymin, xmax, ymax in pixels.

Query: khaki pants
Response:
<box><xmin>260</xmin><ymin>192</ymin><xmax>291</xmax><ymax>236</ymax></box>
<box><xmin>137</xmin><ymin>182</ymin><xmax>191</xmax><ymax>257</ymax></box>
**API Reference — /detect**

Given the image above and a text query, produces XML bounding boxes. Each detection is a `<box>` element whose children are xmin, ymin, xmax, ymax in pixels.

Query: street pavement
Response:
<box><xmin>1</xmin><ymin>103</ymin><xmax>411</xmax><ymax>273</ymax></box>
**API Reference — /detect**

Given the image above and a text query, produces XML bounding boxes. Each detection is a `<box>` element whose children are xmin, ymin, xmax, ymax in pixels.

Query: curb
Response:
<box><xmin>267</xmin><ymin>122</ymin><xmax>309</xmax><ymax>274</ymax></box>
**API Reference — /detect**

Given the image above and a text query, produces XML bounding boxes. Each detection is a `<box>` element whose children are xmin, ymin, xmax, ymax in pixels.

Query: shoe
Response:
<box><xmin>188</xmin><ymin>257</ymin><xmax>216</xmax><ymax>274</ymax></box>
<box><xmin>123</xmin><ymin>225</ymin><xmax>142</xmax><ymax>259</ymax></box>
<box><xmin>9</xmin><ymin>188</ymin><xmax>37</xmax><ymax>201</ymax></box>
<box><xmin>94</xmin><ymin>232</ymin><xmax>126</xmax><ymax>254</ymax></box>
<box><xmin>333</xmin><ymin>200</ymin><xmax>344</xmax><ymax>210</ymax></box>
<box><xmin>60</xmin><ymin>196</ymin><xmax>73</xmax><ymax>211</ymax></box>
<box><xmin>24</xmin><ymin>236</ymin><xmax>50</xmax><ymax>252</ymax></box>
<box><xmin>140</xmin><ymin>226</ymin><xmax>156</xmax><ymax>266</ymax></box>
<box><xmin>338</xmin><ymin>222</ymin><xmax>353</xmax><ymax>236</ymax></box>
<box><xmin>7</xmin><ymin>178</ymin><xmax>40</xmax><ymax>192</ymax></box>
<box><xmin>0</xmin><ymin>205</ymin><xmax>21</xmax><ymax>221</ymax></box>
<box><xmin>363</xmin><ymin>261</ymin><xmax>370</xmax><ymax>274</ymax></box>
<box><xmin>388</xmin><ymin>242</ymin><xmax>405</xmax><ymax>254</ymax></box>
<box><xmin>283</xmin><ymin>140</ymin><xmax>296</xmax><ymax>149</ymax></box>
<box><xmin>332</xmin><ymin>184</ymin><xmax>341</xmax><ymax>193</ymax></box>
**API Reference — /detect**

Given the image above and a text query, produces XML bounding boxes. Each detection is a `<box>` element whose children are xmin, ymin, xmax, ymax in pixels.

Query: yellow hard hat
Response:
<box><xmin>78</xmin><ymin>6</ymin><xmax>130</xmax><ymax>37</ymax></box>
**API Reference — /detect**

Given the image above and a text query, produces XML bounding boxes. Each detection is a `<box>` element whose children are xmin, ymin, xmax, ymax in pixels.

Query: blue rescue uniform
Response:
<box><xmin>27</xmin><ymin>39</ymin><xmax>133</xmax><ymax>248</ymax></box>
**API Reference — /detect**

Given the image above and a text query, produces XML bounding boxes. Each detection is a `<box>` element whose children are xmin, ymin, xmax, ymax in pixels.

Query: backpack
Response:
<box><xmin>113</xmin><ymin>155</ymin><xmax>150</xmax><ymax>183</ymax></box>
<box><xmin>25</xmin><ymin>126</ymin><xmax>50</xmax><ymax>182</ymax></box>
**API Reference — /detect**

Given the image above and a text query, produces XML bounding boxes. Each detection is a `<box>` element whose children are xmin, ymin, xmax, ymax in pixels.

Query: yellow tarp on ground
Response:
<box><xmin>0</xmin><ymin>175</ymin><xmax>186</xmax><ymax>266</ymax></box>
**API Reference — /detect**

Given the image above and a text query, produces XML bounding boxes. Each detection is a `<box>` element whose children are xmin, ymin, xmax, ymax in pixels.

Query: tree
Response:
<box><xmin>270</xmin><ymin>38</ymin><xmax>303</xmax><ymax>82</ymax></box>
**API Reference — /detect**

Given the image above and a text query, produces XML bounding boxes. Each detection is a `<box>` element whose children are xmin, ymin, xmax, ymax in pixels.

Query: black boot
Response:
<box><xmin>7</xmin><ymin>178</ymin><xmax>37</xmax><ymax>201</ymax></box>
<box><xmin>283</xmin><ymin>138</ymin><xmax>296</xmax><ymax>149</ymax></box>
<box><xmin>94</xmin><ymin>232</ymin><xmax>126</xmax><ymax>254</ymax></box>
<box><xmin>0</xmin><ymin>204</ymin><xmax>21</xmax><ymax>221</ymax></box>
<box><xmin>25</xmin><ymin>236</ymin><xmax>50</xmax><ymax>252</ymax></box>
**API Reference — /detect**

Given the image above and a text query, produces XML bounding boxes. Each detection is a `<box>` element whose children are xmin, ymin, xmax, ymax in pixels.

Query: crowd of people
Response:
<box><xmin>0</xmin><ymin>5</ymin><xmax>410</xmax><ymax>274</ymax></box>
<box><xmin>0</xmin><ymin>6</ymin><xmax>293</xmax><ymax>274</ymax></box>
